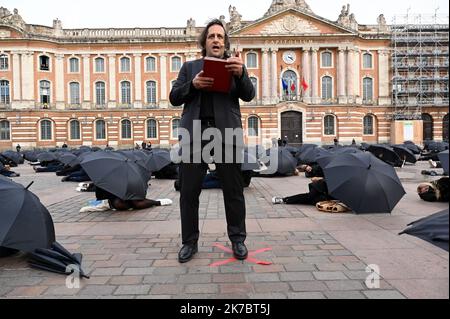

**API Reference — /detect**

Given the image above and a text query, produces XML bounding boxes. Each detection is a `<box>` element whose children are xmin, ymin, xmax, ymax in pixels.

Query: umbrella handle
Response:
<box><xmin>25</xmin><ymin>181</ymin><xmax>34</xmax><ymax>190</ymax></box>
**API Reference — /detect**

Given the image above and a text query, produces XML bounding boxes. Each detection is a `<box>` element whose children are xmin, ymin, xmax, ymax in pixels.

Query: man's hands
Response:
<box><xmin>225</xmin><ymin>51</ymin><xmax>244</xmax><ymax>78</ymax></box>
<box><xmin>192</xmin><ymin>71</ymin><xmax>214</xmax><ymax>90</ymax></box>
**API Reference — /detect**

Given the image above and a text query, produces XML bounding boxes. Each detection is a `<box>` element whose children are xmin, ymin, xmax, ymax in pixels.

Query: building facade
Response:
<box><xmin>0</xmin><ymin>1</ymin><xmax>448</xmax><ymax>150</ymax></box>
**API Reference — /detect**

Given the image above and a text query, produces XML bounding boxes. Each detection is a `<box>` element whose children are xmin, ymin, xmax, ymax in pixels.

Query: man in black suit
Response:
<box><xmin>170</xmin><ymin>19</ymin><xmax>255</xmax><ymax>263</ymax></box>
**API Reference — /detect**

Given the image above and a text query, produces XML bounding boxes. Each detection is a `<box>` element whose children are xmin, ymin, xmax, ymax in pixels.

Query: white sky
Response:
<box><xmin>1</xmin><ymin>0</ymin><xmax>449</xmax><ymax>29</ymax></box>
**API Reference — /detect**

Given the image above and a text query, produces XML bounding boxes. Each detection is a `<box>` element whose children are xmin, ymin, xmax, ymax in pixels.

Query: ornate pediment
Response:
<box><xmin>0</xmin><ymin>7</ymin><xmax>26</xmax><ymax>31</ymax></box>
<box><xmin>260</xmin><ymin>14</ymin><xmax>320</xmax><ymax>35</ymax></box>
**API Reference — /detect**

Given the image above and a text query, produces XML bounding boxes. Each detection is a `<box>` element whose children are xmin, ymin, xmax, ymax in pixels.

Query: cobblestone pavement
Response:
<box><xmin>0</xmin><ymin>162</ymin><xmax>448</xmax><ymax>299</ymax></box>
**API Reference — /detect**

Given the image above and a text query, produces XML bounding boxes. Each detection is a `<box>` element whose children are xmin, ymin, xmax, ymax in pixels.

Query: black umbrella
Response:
<box><xmin>1</xmin><ymin>151</ymin><xmax>23</xmax><ymax>165</ymax></box>
<box><xmin>23</xmin><ymin>150</ymin><xmax>39</xmax><ymax>162</ymax></box>
<box><xmin>0</xmin><ymin>177</ymin><xmax>55</xmax><ymax>253</ymax></box>
<box><xmin>81</xmin><ymin>151</ymin><xmax>148</xmax><ymax>200</ymax></box>
<box><xmin>0</xmin><ymin>162</ymin><xmax>4</xmax><ymax>171</ymax></box>
<box><xmin>368</xmin><ymin>145</ymin><xmax>402</xmax><ymax>167</ymax></box>
<box><xmin>265</xmin><ymin>148</ymin><xmax>297</xmax><ymax>175</ymax></box>
<box><xmin>403</xmin><ymin>142</ymin><xmax>422</xmax><ymax>154</ymax></box>
<box><xmin>297</xmin><ymin>145</ymin><xmax>320</xmax><ymax>164</ymax></box>
<box><xmin>438</xmin><ymin>150</ymin><xmax>449</xmax><ymax>175</ymax></box>
<box><xmin>399</xmin><ymin>209</ymin><xmax>449</xmax><ymax>252</ymax></box>
<box><xmin>145</xmin><ymin>149</ymin><xmax>172</xmax><ymax>172</ymax></box>
<box><xmin>117</xmin><ymin>150</ymin><xmax>152</xmax><ymax>180</ymax></box>
<box><xmin>59</xmin><ymin>154</ymin><xmax>80</xmax><ymax>167</ymax></box>
<box><xmin>392</xmin><ymin>145</ymin><xmax>417</xmax><ymax>164</ymax></box>
<box><xmin>323</xmin><ymin>152</ymin><xmax>406</xmax><ymax>214</ymax></box>
<box><xmin>245</xmin><ymin>145</ymin><xmax>266</xmax><ymax>160</ymax></box>
<box><xmin>241</xmin><ymin>150</ymin><xmax>260</xmax><ymax>171</ymax></box>
<box><xmin>37</xmin><ymin>152</ymin><xmax>58</xmax><ymax>163</ymax></box>
<box><xmin>425</xmin><ymin>141</ymin><xmax>448</xmax><ymax>153</ymax></box>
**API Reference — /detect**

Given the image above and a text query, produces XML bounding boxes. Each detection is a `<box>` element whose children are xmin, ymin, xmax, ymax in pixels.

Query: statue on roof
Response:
<box><xmin>337</xmin><ymin>3</ymin><xmax>358</xmax><ymax>30</ymax></box>
<box><xmin>377</xmin><ymin>14</ymin><xmax>388</xmax><ymax>32</ymax></box>
<box><xmin>229</xmin><ymin>5</ymin><xmax>242</xmax><ymax>30</ymax></box>
<box><xmin>264</xmin><ymin>0</ymin><xmax>314</xmax><ymax>17</ymax></box>
<box><xmin>0</xmin><ymin>7</ymin><xmax>26</xmax><ymax>29</ymax></box>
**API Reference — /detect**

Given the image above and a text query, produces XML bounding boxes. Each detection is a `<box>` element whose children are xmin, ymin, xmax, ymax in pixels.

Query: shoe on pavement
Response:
<box><xmin>158</xmin><ymin>199</ymin><xmax>173</xmax><ymax>206</ymax></box>
<box><xmin>272</xmin><ymin>196</ymin><xmax>284</xmax><ymax>205</ymax></box>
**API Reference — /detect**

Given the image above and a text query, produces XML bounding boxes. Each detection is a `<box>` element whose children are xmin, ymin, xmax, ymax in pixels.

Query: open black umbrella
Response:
<box><xmin>438</xmin><ymin>150</ymin><xmax>449</xmax><ymax>175</ymax></box>
<box><xmin>297</xmin><ymin>145</ymin><xmax>320</xmax><ymax>164</ymax></box>
<box><xmin>0</xmin><ymin>177</ymin><xmax>55</xmax><ymax>253</ymax></box>
<box><xmin>403</xmin><ymin>142</ymin><xmax>422</xmax><ymax>154</ymax></box>
<box><xmin>265</xmin><ymin>148</ymin><xmax>297</xmax><ymax>175</ymax></box>
<box><xmin>241</xmin><ymin>150</ymin><xmax>260</xmax><ymax>171</ymax></box>
<box><xmin>23</xmin><ymin>150</ymin><xmax>39</xmax><ymax>162</ymax></box>
<box><xmin>245</xmin><ymin>145</ymin><xmax>266</xmax><ymax>160</ymax></box>
<box><xmin>37</xmin><ymin>152</ymin><xmax>58</xmax><ymax>163</ymax></box>
<box><xmin>399</xmin><ymin>209</ymin><xmax>449</xmax><ymax>252</ymax></box>
<box><xmin>145</xmin><ymin>149</ymin><xmax>172</xmax><ymax>172</ymax></box>
<box><xmin>1</xmin><ymin>151</ymin><xmax>23</xmax><ymax>165</ymax></box>
<box><xmin>117</xmin><ymin>150</ymin><xmax>152</xmax><ymax>180</ymax></box>
<box><xmin>368</xmin><ymin>145</ymin><xmax>402</xmax><ymax>167</ymax></box>
<box><xmin>323</xmin><ymin>152</ymin><xmax>406</xmax><ymax>214</ymax></box>
<box><xmin>81</xmin><ymin>151</ymin><xmax>148</xmax><ymax>200</ymax></box>
<box><xmin>59</xmin><ymin>153</ymin><xmax>80</xmax><ymax>168</ymax></box>
<box><xmin>392</xmin><ymin>145</ymin><xmax>417</xmax><ymax>164</ymax></box>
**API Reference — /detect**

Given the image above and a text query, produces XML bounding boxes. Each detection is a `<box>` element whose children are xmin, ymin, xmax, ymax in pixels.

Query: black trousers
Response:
<box><xmin>179</xmin><ymin>122</ymin><xmax>247</xmax><ymax>245</ymax></box>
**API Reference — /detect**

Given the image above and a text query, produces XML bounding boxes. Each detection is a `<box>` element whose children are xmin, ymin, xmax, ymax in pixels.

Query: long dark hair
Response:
<box><xmin>198</xmin><ymin>19</ymin><xmax>231</xmax><ymax>58</ymax></box>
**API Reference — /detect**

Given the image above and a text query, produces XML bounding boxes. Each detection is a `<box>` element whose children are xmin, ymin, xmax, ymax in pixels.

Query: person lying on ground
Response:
<box><xmin>417</xmin><ymin>177</ymin><xmax>449</xmax><ymax>202</ymax></box>
<box><xmin>272</xmin><ymin>177</ymin><xmax>334</xmax><ymax>206</ymax></box>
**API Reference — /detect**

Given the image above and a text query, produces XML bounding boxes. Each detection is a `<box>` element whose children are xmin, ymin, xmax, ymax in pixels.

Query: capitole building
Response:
<box><xmin>0</xmin><ymin>0</ymin><xmax>448</xmax><ymax>150</ymax></box>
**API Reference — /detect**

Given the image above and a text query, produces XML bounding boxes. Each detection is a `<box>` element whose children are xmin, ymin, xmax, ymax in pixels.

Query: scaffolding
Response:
<box><xmin>391</xmin><ymin>10</ymin><xmax>449</xmax><ymax>120</ymax></box>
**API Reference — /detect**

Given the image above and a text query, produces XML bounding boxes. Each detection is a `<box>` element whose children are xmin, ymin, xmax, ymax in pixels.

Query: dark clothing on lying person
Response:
<box><xmin>62</xmin><ymin>170</ymin><xmax>90</xmax><ymax>182</ymax></box>
<box><xmin>95</xmin><ymin>187</ymin><xmax>161</xmax><ymax>211</ymax></box>
<box><xmin>305</xmin><ymin>164</ymin><xmax>324</xmax><ymax>178</ymax></box>
<box><xmin>419</xmin><ymin>177</ymin><xmax>449</xmax><ymax>202</ymax></box>
<box><xmin>283</xmin><ymin>179</ymin><xmax>334</xmax><ymax>205</ymax></box>
<box><xmin>154</xmin><ymin>163</ymin><xmax>179</xmax><ymax>180</ymax></box>
<box><xmin>56</xmin><ymin>164</ymin><xmax>82</xmax><ymax>176</ymax></box>
<box><xmin>34</xmin><ymin>161</ymin><xmax>65</xmax><ymax>173</ymax></box>
<box><xmin>0</xmin><ymin>169</ymin><xmax>20</xmax><ymax>177</ymax></box>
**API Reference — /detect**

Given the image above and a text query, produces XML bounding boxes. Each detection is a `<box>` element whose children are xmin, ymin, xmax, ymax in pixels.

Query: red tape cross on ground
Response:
<box><xmin>210</xmin><ymin>243</ymin><xmax>273</xmax><ymax>267</ymax></box>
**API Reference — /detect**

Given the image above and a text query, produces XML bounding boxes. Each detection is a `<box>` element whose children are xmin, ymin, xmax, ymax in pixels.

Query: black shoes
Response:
<box><xmin>232</xmin><ymin>242</ymin><xmax>248</xmax><ymax>260</ymax></box>
<box><xmin>178</xmin><ymin>243</ymin><xmax>198</xmax><ymax>263</ymax></box>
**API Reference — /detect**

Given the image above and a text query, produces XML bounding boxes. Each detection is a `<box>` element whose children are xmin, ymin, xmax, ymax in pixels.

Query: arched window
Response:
<box><xmin>443</xmin><ymin>113</ymin><xmax>449</xmax><ymax>143</ymax></box>
<box><xmin>121</xmin><ymin>81</ymin><xmax>131</xmax><ymax>105</ymax></box>
<box><xmin>121</xmin><ymin>119</ymin><xmax>132</xmax><ymax>139</ymax></box>
<box><xmin>172</xmin><ymin>119</ymin><xmax>180</xmax><ymax>139</ymax></box>
<box><xmin>422</xmin><ymin>113</ymin><xmax>433</xmax><ymax>141</ymax></box>
<box><xmin>363</xmin><ymin>53</ymin><xmax>373</xmax><ymax>69</ymax></box>
<box><xmin>282</xmin><ymin>70</ymin><xmax>298</xmax><ymax>99</ymax></box>
<box><xmin>69</xmin><ymin>82</ymin><xmax>80</xmax><ymax>105</ymax></box>
<box><xmin>95</xmin><ymin>57</ymin><xmax>105</xmax><ymax>73</ymax></box>
<box><xmin>246</xmin><ymin>52</ymin><xmax>257</xmax><ymax>68</ymax></box>
<box><xmin>40</xmin><ymin>80</ymin><xmax>51</xmax><ymax>104</ymax></box>
<box><xmin>0</xmin><ymin>80</ymin><xmax>10</xmax><ymax>104</ymax></box>
<box><xmin>39</xmin><ymin>55</ymin><xmax>50</xmax><ymax>71</ymax></box>
<box><xmin>120</xmin><ymin>56</ymin><xmax>131</xmax><ymax>72</ymax></box>
<box><xmin>0</xmin><ymin>120</ymin><xmax>10</xmax><ymax>140</ymax></box>
<box><xmin>95</xmin><ymin>120</ymin><xmax>106</xmax><ymax>140</ymax></box>
<box><xmin>324</xmin><ymin>115</ymin><xmax>336</xmax><ymax>136</ymax></box>
<box><xmin>147</xmin><ymin>119</ymin><xmax>157</xmax><ymax>139</ymax></box>
<box><xmin>146</xmin><ymin>56</ymin><xmax>156</xmax><ymax>72</ymax></box>
<box><xmin>69</xmin><ymin>57</ymin><xmax>79</xmax><ymax>73</ymax></box>
<box><xmin>363</xmin><ymin>115</ymin><xmax>374</xmax><ymax>135</ymax></box>
<box><xmin>171</xmin><ymin>56</ymin><xmax>182</xmax><ymax>72</ymax></box>
<box><xmin>321</xmin><ymin>52</ymin><xmax>332</xmax><ymax>68</ymax></box>
<box><xmin>146</xmin><ymin>81</ymin><xmax>157</xmax><ymax>104</ymax></box>
<box><xmin>321</xmin><ymin>76</ymin><xmax>333</xmax><ymax>100</ymax></box>
<box><xmin>248</xmin><ymin>116</ymin><xmax>259</xmax><ymax>137</ymax></box>
<box><xmin>69</xmin><ymin>120</ymin><xmax>81</xmax><ymax>140</ymax></box>
<box><xmin>363</xmin><ymin>77</ymin><xmax>373</xmax><ymax>102</ymax></box>
<box><xmin>40</xmin><ymin>119</ymin><xmax>52</xmax><ymax>140</ymax></box>
<box><xmin>0</xmin><ymin>54</ymin><xmax>8</xmax><ymax>70</ymax></box>
<box><xmin>250</xmin><ymin>77</ymin><xmax>258</xmax><ymax>97</ymax></box>
<box><xmin>95</xmin><ymin>82</ymin><xmax>106</xmax><ymax>106</ymax></box>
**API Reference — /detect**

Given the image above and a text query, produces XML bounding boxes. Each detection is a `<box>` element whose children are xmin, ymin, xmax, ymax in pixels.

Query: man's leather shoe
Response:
<box><xmin>178</xmin><ymin>244</ymin><xmax>198</xmax><ymax>263</ymax></box>
<box><xmin>232</xmin><ymin>242</ymin><xmax>248</xmax><ymax>260</ymax></box>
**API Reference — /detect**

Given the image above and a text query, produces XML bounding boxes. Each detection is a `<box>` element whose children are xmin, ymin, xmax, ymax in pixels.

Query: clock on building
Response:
<box><xmin>283</xmin><ymin>51</ymin><xmax>296</xmax><ymax>64</ymax></box>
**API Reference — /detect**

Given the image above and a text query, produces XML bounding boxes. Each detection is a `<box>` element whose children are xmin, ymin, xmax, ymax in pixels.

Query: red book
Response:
<box><xmin>202</xmin><ymin>57</ymin><xmax>232</xmax><ymax>94</ymax></box>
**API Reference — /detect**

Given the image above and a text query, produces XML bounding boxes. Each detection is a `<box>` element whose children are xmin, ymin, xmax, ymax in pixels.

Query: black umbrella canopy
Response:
<box><xmin>23</xmin><ymin>150</ymin><xmax>39</xmax><ymax>162</ymax></box>
<box><xmin>81</xmin><ymin>151</ymin><xmax>149</xmax><ymax>200</ymax></box>
<box><xmin>58</xmin><ymin>153</ymin><xmax>80</xmax><ymax>167</ymax></box>
<box><xmin>403</xmin><ymin>142</ymin><xmax>422</xmax><ymax>155</ymax></box>
<box><xmin>323</xmin><ymin>152</ymin><xmax>406</xmax><ymax>214</ymax></box>
<box><xmin>241</xmin><ymin>150</ymin><xmax>260</xmax><ymax>171</ymax></box>
<box><xmin>117</xmin><ymin>150</ymin><xmax>152</xmax><ymax>180</ymax></box>
<box><xmin>266</xmin><ymin>148</ymin><xmax>297</xmax><ymax>175</ymax></box>
<box><xmin>0</xmin><ymin>162</ymin><xmax>4</xmax><ymax>171</ymax></box>
<box><xmin>0</xmin><ymin>176</ymin><xmax>55</xmax><ymax>253</ymax></box>
<box><xmin>298</xmin><ymin>146</ymin><xmax>327</xmax><ymax>165</ymax></box>
<box><xmin>392</xmin><ymin>145</ymin><xmax>417</xmax><ymax>164</ymax></box>
<box><xmin>425</xmin><ymin>141</ymin><xmax>448</xmax><ymax>153</ymax></box>
<box><xmin>368</xmin><ymin>145</ymin><xmax>402</xmax><ymax>166</ymax></box>
<box><xmin>400</xmin><ymin>209</ymin><xmax>449</xmax><ymax>252</ymax></box>
<box><xmin>1</xmin><ymin>151</ymin><xmax>23</xmax><ymax>165</ymax></box>
<box><xmin>37</xmin><ymin>152</ymin><xmax>58</xmax><ymax>163</ymax></box>
<box><xmin>145</xmin><ymin>149</ymin><xmax>172</xmax><ymax>172</ymax></box>
<box><xmin>438</xmin><ymin>150</ymin><xmax>449</xmax><ymax>175</ymax></box>
<box><xmin>245</xmin><ymin>145</ymin><xmax>266</xmax><ymax>159</ymax></box>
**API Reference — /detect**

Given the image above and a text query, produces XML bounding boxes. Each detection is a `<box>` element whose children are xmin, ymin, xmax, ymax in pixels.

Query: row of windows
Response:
<box><xmin>244</xmin><ymin>52</ymin><xmax>374</xmax><ymax>69</ymax></box>
<box><xmin>0</xmin><ymin>51</ymin><xmax>375</xmax><ymax>73</ymax></box>
<box><xmin>0</xmin><ymin>115</ymin><xmax>377</xmax><ymax>142</ymax></box>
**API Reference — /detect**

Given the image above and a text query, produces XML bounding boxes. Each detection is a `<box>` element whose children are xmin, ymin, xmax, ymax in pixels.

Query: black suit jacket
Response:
<box><xmin>169</xmin><ymin>58</ymin><xmax>255</xmax><ymax>145</ymax></box>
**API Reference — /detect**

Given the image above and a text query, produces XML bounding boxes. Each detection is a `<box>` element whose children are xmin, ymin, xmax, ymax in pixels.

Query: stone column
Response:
<box><xmin>261</xmin><ymin>48</ymin><xmax>270</xmax><ymax>105</ymax></box>
<box><xmin>11</xmin><ymin>52</ymin><xmax>21</xmax><ymax>107</ymax></box>
<box><xmin>337</xmin><ymin>48</ymin><xmax>347</xmax><ymax>104</ymax></box>
<box><xmin>55</xmin><ymin>54</ymin><xmax>65</xmax><ymax>110</ymax></box>
<box><xmin>82</xmin><ymin>54</ymin><xmax>91</xmax><ymax>109</ymax></box>
<box><xmin>347</xmin><ymin>48</ymin><xmax>355</xmax><ymax>103</ymax></box>
<box><xmin>311</xmin><ymin>48</ymin><xmax>319</xmax><ymax>104</ymax></box>
<box><xmin>378</xmin><ymin>49</ymin><xmax>391</xmax><ymax>105</ymax></box>
<box><xmin>133</xmin><ymin>53</ymin><xmax>142</xmax><ymax>108</ymax></box>
<box><xmin>159</xmin><ymin>54</ymin><xmax>168</xmax><ymax>108</ymax></box>
<box><xmin>302</xmin><ymin>47</ymin><xmax>311</xmax><ymax>103</ymax></box>
<box><xmin>21</xmin><ymin>52</ymin><xmax>34</xmax><ymax>106</ymax></box>
<box><xmin>270</xmin><ymin>48</ymin><xmax>279</xmax><ymax>104</ymax></box>
<box><xmin>107</xmin><ymin>54</ymin><xmax>116</xmax><ymax>108</ymax></box>
<box><xmin>354</xmin><ymin>48</ymin><xmax>361</xmax><ymax>103</ymax></box>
